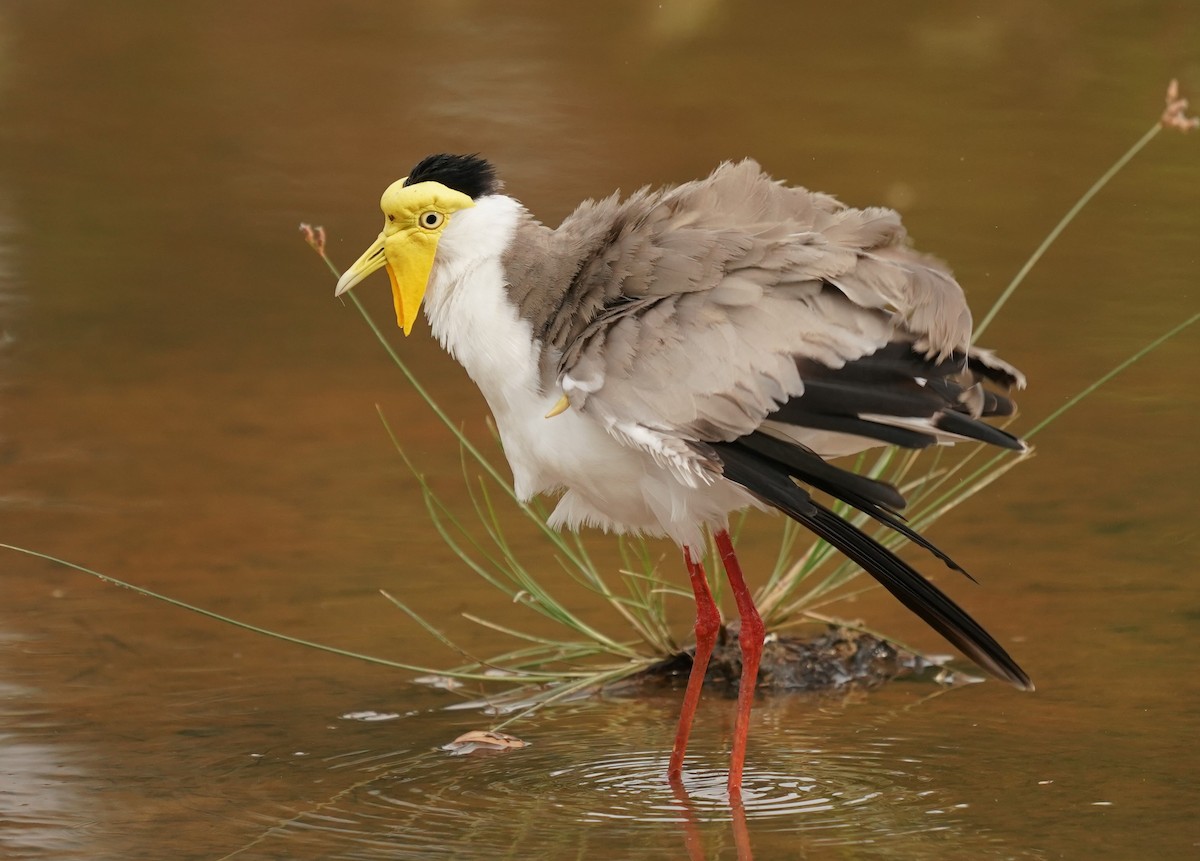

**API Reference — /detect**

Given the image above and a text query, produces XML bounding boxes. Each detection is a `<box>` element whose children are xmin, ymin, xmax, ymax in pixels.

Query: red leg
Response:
<box><xmin>668</xmin><ymin>545</ymin><xmax>721</xmax><ymax>782</ymax></box>
<box><xmin>714</xmin><ymin>529</ymin><xmax>765</xmax><ymax>795</ymax></box>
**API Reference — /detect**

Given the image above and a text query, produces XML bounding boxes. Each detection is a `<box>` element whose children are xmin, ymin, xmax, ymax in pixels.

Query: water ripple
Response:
<box><xmin>226</xmin><ymin>694</ymin><xmax>1040</xmax><ymax>859</ymax></box>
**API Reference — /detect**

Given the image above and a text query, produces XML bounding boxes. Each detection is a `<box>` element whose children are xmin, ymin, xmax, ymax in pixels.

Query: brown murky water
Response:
<box><xmin>3</xmin><ymin>3</ymin><xmax>1198</xmax><ymax>859</ymax></box>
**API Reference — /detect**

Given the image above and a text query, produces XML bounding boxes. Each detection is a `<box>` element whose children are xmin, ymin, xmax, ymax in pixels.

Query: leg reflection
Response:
<box><xmin>668</xmin><ymin>772</ymin><xmax>754</xmax><ymax>861</ymax></box>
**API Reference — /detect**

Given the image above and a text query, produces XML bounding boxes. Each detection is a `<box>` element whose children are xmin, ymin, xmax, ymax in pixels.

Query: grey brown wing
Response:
<box><xmin>560</xmin><ymin>282</ymin><xmax>897</xmax><ymax>483</ymax></box>
<box><xmin>554</xmin><ymin>159</ymin><xmax>1023</xmax><ymax>485</ymax></box>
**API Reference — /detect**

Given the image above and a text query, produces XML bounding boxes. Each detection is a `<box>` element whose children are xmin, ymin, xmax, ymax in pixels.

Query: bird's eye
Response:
<box><xmin>419</xmin><ymin>210</ymin><xmax>445</xmax><ymax>230</ymax></box>
<box><xmin>387</xmin><ymin>214</ymin><xmax>395</xmax><ymax>222</ymax></box>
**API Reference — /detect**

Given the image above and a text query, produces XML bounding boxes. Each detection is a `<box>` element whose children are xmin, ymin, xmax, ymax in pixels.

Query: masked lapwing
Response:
<box><xmin>334</xmin><ymin>153</ymin><xmax>1033</xmax><ymax>794</ymax></box>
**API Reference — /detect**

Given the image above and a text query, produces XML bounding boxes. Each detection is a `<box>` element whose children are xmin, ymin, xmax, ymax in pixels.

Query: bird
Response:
<box><xmin>333</xmin><ymin>153</ymin><xmax>1033</xmax><ymax>795</ymax></box>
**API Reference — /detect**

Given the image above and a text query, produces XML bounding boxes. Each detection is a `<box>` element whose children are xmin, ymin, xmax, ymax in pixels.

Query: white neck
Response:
<box><xmin>422</xmin><ymin>195</ymin><xmax>545</xmax><ymax>412</ymax></box>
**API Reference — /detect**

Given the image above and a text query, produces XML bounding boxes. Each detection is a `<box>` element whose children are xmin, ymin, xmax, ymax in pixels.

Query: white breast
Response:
<box><xmin>421</xmin><ymin>196</ymin><xmax>760</xmax><ymax>548</ymax></box>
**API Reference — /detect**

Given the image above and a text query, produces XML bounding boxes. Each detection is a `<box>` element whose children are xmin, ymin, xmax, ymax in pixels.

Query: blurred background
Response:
<box><xmin>1</xmin><ymin>2</ymin><xmax>1197</xmax><ymax>858</ymax></box>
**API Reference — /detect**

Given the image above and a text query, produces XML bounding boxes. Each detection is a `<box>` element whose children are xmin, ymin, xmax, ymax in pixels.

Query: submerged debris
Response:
<box><xmin>414</xmin><ymin>674</ymin><xmax>466</xmax><ymax>691</ymax></box>
<box><xmin>339</xmin><ymin>710</ymin><xmax>402</xmax><ymax>722</ymax></box>
<box><xmin>625</xmin><ymin>625</ymin><xmax>966</xmax><ymax>693</ymax></box>
<box><xmin>434</xmin><ymin>626</ymin><xmax>977</xmax><ymax>719</ymax></box>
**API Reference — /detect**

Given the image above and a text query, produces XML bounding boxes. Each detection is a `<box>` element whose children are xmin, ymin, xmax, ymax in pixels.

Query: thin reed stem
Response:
<box><xmin>974</xmin><ymin>123</ymin><xmax>1162</xmax><ymax>340</ymax></box>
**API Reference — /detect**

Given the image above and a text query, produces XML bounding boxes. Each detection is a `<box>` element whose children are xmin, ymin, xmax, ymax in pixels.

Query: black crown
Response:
<box><xmin>404</xmin><ymin>153</ymin><xmax>501</xmax><ymax>199</ymax></box>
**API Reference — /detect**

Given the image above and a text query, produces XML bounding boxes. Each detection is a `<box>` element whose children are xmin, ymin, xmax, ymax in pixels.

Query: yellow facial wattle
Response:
<box><xmin>334</xmin><ymin>179</ymin><xmax>475</xmax><ymax>334</ymax></box>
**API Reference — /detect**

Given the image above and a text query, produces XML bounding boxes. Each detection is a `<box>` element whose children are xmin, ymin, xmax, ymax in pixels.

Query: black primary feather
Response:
<box><xmin>714</xmin><ymin>442</ymin><xmax>1033</xmax><ymax>690</ymax></box>
<box><xmin>773</xmin><ymin>342</ymin><xmax>1026</xmax><ymax>452</ymax></box>
<box><xmin>405</xmin><ymin>153</ymin><xmax>501</xmax><ymax>199</ymax></box>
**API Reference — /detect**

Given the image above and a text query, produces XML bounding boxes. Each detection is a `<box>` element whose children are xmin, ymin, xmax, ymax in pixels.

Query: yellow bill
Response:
<box><xmin>335</xmin><ymin>232</ymin><xmax>433</xmax><ymax>336</ymax></box>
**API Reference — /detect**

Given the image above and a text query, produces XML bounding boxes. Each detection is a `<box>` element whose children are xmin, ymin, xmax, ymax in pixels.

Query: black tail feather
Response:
<box><xmin>714</xmin><ymin>441</ymin><xmax>1033</xmax><ymax>690</ymax></box>
<box><xmin>723</xmin><ymin>434</ymin><xmax>975</xmax><ymax>580</ymax></box>
<box><xmin>735</xmin><ymin>432</ymin><xmax>906</xmax><ymax>510</ymax></box>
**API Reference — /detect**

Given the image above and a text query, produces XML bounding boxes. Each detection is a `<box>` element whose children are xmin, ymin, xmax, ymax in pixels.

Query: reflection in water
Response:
<box><xmin>213</xmin><ymin>692</ymin><xmax>1041</xmax><ymax>861</ymax></box>
<box><xmin>0</xmin><ymin>681</ymin><xmax>88</xmax><ymax>860</ymax></box>
<box><xmin>550</xmin><ymin>752</ymin><xmax>911</xmax><ymax>826</ymax></box>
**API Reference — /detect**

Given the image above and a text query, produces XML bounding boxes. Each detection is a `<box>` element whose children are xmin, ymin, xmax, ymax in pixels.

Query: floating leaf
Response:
<box><xmin>442</xmin><ymin>730</ymin><xmax>529</xmax><ymax>755</ymax></box>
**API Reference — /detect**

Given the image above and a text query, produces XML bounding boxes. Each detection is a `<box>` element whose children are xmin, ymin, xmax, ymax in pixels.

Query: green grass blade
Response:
<box><xmin>2</xmin><ymin>543</ymin><xmax>453</xmax><ymax>676</ymax></box>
